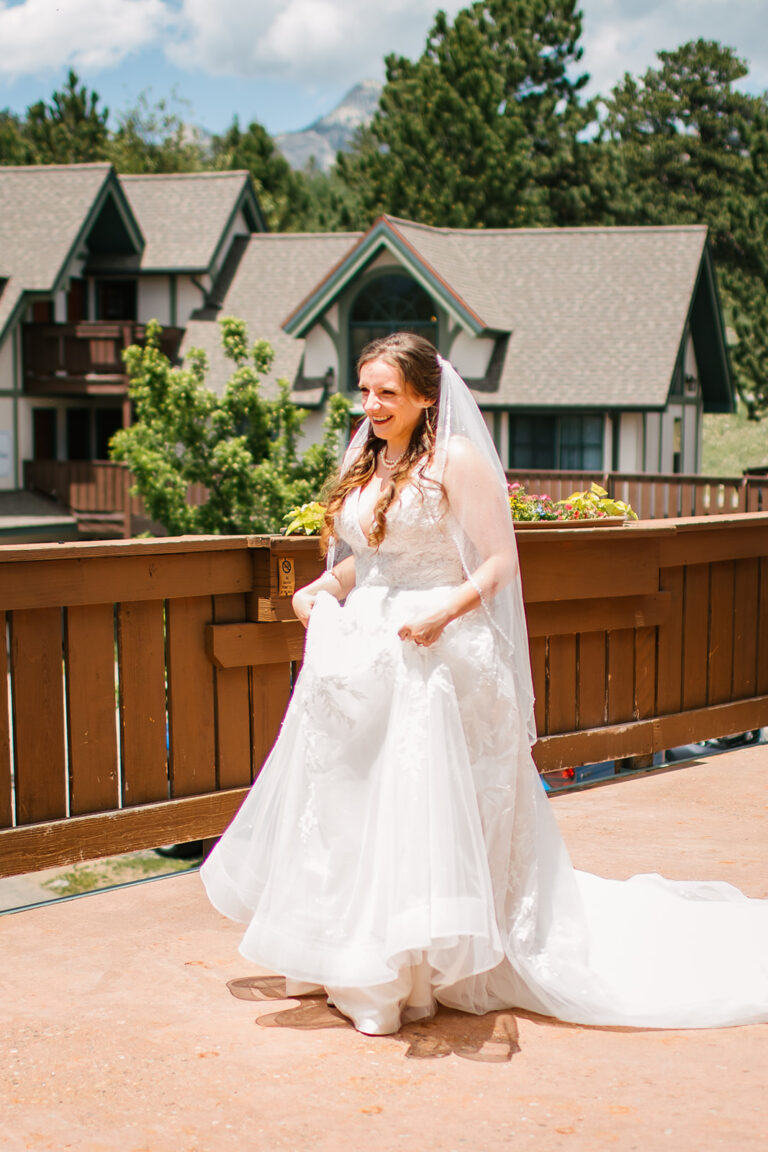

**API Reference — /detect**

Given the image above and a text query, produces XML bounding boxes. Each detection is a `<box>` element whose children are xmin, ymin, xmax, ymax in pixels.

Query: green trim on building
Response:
<box><xmin>284</xmin><ymin>220</ymin><xmax>487</xmax><ymax>341</ymax></box>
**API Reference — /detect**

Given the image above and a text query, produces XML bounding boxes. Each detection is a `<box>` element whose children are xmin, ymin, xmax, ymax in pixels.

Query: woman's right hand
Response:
<box><xmin>292</xmin><ymin>587</ymin><xmax>319</xmax><ymax>628</ymax></box>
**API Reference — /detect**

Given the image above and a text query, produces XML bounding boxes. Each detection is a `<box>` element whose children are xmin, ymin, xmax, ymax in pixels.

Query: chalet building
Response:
<box><xmin>185</xmin><ymin>215</ymin><xmax>734</xmax><ymax>474</ymax></box>
<box><xmin>0</xmin><ymin>164</ymin><xmax>733</xmax><ymax>537</ymax></box>
<box><xmin>0</xmin><ymin>163</ymin><xmax>263</xmax><ymax>496</ymax></box>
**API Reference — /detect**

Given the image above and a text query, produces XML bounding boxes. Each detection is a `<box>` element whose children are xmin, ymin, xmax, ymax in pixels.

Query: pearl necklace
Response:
<box><xmin>380</xmin><ymin>447</ymin><xmax>406</xmax><ymax>471</ymax></box>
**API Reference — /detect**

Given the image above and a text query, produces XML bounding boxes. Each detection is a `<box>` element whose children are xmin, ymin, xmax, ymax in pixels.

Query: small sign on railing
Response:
<box><xmin>277</xmin><ymin>557</ymin><xmax>295</xmax><ymax>597</ymax></box>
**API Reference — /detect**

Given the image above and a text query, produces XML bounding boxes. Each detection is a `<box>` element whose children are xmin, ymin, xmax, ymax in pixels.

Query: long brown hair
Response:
<box><xmin>321</xmin><ymin>332</ymin><xmax>441</xmax><ymax>552</ymax></box>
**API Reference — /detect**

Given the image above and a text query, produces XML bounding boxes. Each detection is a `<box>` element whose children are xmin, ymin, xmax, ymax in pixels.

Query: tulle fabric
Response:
<box><xmin>202</xmin><ymin>482</ymin><xmax>768</xmax><ymax>1033</ymax></box>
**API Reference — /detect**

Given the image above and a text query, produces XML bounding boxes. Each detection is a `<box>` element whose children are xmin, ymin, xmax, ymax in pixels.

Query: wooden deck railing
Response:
<box><xmin>24</xmin><ymin>462</ymin><xmax>768</xmax><ymax>539</ymax></box>
<box><xmin>506</xmin><ymin>469</ymin><xmax>768</xmax><ymax>517</ymax></box>
<box><xmin>23</xmin><ymin>460</ymin><xmax>208</xmax><ymax>537</ymax></box>
<box><xmin>2</xmin><ymin>516</ymin><xmax>768</xmax><ymax>878</ymax></box>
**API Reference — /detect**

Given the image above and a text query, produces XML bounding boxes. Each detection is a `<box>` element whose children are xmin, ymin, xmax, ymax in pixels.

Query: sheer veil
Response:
<box><xmin>328</xmin><ymin>352</ymin><xmax>537</xmax><ymax>746</ymax></box>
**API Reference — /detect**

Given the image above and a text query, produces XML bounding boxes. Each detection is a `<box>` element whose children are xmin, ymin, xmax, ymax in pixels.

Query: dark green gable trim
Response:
<box><xmin>207</xmin><ymin>175</ymin><xmax>267</xmax><ymax>278</ymax></box>
<box><xmin>283</xmin><ymin>217</ymin><xmax>493</xmax><ymax>340</ymax></box>
<box><xmin>0</xmin><ymin>166</ymin><xmax>144</xmax><ymax>345</ymax></box>
<box><xmin>687</xmin><ymin>243</ymin><xmax>734</xmax><ymax>414</ymax></box>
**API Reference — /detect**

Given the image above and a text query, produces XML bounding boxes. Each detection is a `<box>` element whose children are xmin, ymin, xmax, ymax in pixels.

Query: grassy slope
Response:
<box><xmin>702</xmin><ymin>408</ymin><xmax>768</xmax><ymax>476</ymax></box>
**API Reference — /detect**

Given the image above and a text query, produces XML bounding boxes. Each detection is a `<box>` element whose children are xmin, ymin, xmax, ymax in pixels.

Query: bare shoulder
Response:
<box><xmin>445</xmin><ymin>436</ymin><xmax>499</xmax><ymax>487</ymax></box>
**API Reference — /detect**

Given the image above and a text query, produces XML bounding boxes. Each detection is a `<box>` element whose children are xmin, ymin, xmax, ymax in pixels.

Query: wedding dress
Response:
<box><xmin>201</xmin><ymin>359</ymin><xmax>768</xmax><ymax>1035</ymax></box>
<box><xmin>201</xmin><ymin>475</ymin><xmax>768</xmax><ymax>1032</ymax></box>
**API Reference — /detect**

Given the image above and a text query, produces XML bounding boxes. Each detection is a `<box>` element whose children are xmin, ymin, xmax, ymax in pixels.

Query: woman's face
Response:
<box><xmin>358</xmin><ymin>358</ymin><xmax>432</xmax><ymax>450</ymax></box>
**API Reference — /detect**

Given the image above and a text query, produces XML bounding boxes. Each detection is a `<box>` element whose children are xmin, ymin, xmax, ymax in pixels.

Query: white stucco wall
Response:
<box><xmin>297</xmin><ymin>408</ymin><xmax>327</xmax><ymax>455</ymax></box>
<box><xmin>660</xmin><ymin>403</ymin><xmax>685</xmax><ymax>473</ymax></box>
<box><xmin>304</xmin><ymin>324</ymin><xmax>337</xmax><ymax>379</ymax></box>
<box><xmin>0</xmin><ymin>397</ymin><xmax>15</xmax><ymax>490</ymax></box>
<box><xmin>17</xmin><ymin>396</ymin><xmax>35</xmax><ymax>465</ymax></box>
<box><xmin>138</xmin><ymin>277</ymin><xmax>171</xmax><ymax>326</ymax></box>
<box><xmin>324</xmin><ymin>303</ymin><xmax>339</xmax><ymax>334</ymax></box>
<box><xmin>451</xmin><ymin>331</ymin><xmax>495</xmax><ymax>379</ymax></box>
<box><xmin>176</xmin><ymin>275</ymin><xmax>206</xmax><ymax>328</ymax></box>
<box><xmin>603</xmin><ymin>414</ymin><xmax>617</xmax><ymax>472</ymax></box>
<box><xmin>617</xmin><ymin>412</ymin><xmax>642</xmax><ymax>472</ymax></box>
<box><xmin>644</xmin><ymin>411</ymin><xmax>661</xmax><ymax>472</ymax></box>
<box><xmin>0</xmin><ymin>334</ymin><xmax>14</xmax><ymax>393</ymax></box>
<box><xmin>367</xmin><ymin>249</ymin><xmax>400</xmax><ymax>272</ymax></box>
<box><xmin>498</xmin><ymin>411</ymin><xmax>510</xmax><ymax>468</ymax></box>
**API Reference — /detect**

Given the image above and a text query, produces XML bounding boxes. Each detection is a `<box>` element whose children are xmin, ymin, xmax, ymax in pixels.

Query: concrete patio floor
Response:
<box><xmin>3</xmin><ymin>745</ymin><xmax>766</xmax><ymax>1152</ymax></box>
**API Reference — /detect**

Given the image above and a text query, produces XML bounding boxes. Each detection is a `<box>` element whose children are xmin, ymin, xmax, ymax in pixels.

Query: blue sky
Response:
<box><xmin>0</xmin><ymin>0</ymin><xmax>766</xmax><ymax>136</ymax></box>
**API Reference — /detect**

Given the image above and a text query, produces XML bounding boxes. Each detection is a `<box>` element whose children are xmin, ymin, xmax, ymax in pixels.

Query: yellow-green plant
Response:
<box><xmin>556</xmin><ymin>483</ymin><xmax>638</xmax><ymax>520</ymax></box>
<box><xmin>283</xmin><ymin>501</ymin><xmax>326</xmax><ymax>536</ymax></box>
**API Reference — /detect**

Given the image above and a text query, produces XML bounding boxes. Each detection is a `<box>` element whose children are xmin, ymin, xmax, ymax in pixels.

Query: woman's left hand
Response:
<box><xmin>398</xmin><ymin>606</ymin><xmax>452</xmax><ymax>648</ymax></box>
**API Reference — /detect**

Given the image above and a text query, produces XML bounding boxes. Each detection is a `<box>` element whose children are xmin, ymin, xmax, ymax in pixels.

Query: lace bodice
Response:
<box><xmin>338</xmin><ymin>481</ymin><xmax>464</xmax><ymax>590</ymax></box>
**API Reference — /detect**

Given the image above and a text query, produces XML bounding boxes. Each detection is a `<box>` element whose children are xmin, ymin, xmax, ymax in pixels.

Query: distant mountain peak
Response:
<box><xmin>276</xmin><ymin>80</ymin><xmax>382</xmax><ymax>172</ymax></box>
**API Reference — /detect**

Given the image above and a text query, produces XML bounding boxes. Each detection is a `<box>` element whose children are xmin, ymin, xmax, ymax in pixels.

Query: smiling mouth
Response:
<box><xmin>371</xmin><ymin>416</ymin><xmax>392</xmax><ymax>424</ymax></box>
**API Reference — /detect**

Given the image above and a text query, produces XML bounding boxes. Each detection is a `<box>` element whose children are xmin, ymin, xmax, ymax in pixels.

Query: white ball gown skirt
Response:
<box><xmin>201</xmin><ymin>586</ymin><xmax>768</xmax><ymax>1034</ymax></box>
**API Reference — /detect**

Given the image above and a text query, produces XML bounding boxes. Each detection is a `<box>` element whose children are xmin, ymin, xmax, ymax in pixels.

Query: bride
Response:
<box><xmin>201</xmin><ymin>333</ymin><xmax>768</xmax><ymax>1036</ymax></box>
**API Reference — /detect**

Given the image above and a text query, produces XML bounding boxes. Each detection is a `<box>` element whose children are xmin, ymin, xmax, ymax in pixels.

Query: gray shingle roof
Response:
<box><xmin>120</xmin><ymin>171</ymin><xmax>256</xmax><ymax>272</ymax></box>
<box><xmin>389</xmin><ymin>218</ymin><xmax>709</xmax><ymax>408</ymax></box>
<box><xmin>0</xmin><ymin>162</ymin><xmax>114</xmax><ymax>339</ymax></box>
<box><xmin>181</xmin><ymin>232</ymin><xmax>360</xmax><ymax>401</ymax></box>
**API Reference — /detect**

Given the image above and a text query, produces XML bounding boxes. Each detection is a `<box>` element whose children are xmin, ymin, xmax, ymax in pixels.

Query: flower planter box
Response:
<box><xmin>514</xmin><ymin>517</ymin><xmax>628</xmax><ymax>529</ymax></box>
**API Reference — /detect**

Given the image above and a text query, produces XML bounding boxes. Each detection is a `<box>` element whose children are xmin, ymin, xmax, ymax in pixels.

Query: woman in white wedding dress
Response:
<box><xmin>201</xmin><ymin>333</ymin><xmax>768</xmax><ymax>1036</ymax></box>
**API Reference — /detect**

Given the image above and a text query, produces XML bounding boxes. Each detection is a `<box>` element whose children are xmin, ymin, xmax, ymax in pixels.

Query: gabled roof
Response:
<box><xmin>0</xmin><ymin>162</ymin><xmax>142</xmax><ymax>342</ymax></box>
<box><xmin>285</xmin><ymin>216</ymin><xmax>728</xmax><ymax>411</ymax></box>
<box><xmin>181</xmin><ymin>232</ymin><xmax>360</xmax><ymax>402</ymax></box>
<box><xmin>119</xmin><ymin>171</ymin><xmax>265</xmax><ymax>273</ymax></box>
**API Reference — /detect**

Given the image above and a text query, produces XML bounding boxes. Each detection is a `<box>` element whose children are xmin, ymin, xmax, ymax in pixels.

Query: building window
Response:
<box><xmin>33</xmin><ymin>409</ymin><xmax>57</xmax><ymax>459</ymax></box>
<box><xmin>348</xmin><ymin>274</ymin><xmax>437</xmax><ymax>378</ymax></box>
<box><xmin>509</xmin><ymin>414</ymin><xmax>604</xmax><ymax>471</ymax></box>
<box><xmin>66</xmin><ymin>409</ymin><xmax>91</xmax><ymax>460</ymax></box>
<box><xmin>98</xmin><ymin>280</ymin><xmax>137</xmax><ymax>321</ymax></box>
<box><xmin>64</xmin><ymin>406</ymin><xmax>123</xmax><ymax>460</ymax></box>
<box><xmin>95</xmin><ymin>408</ymin><xmax>123</xmax><ymax>458</ymax></box>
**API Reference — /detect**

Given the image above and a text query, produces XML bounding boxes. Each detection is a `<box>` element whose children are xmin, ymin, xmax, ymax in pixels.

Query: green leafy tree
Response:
<box><xmin>338</xmin><ymin>0</ymin><xmax>596</xmax><ymax>228</ymax></box>
<box><xmin>23</xmin><ymin>70</ymin><xmax>109</xmax><ymax>163</ymax></box>
<box><xmin>110</xmin><ymin>318</ymin><xmax>350</xmax><ymax>535</ymax></box>
<box><xmin>211</xmin><ymin>117</ymin><xmax>312</xmax><ymax>231</ymax></box>
<box><xmin>599</xmin><ymin>40</ymin><xmax>768</xmax><ymax>416</ymax></box>
<box><xmin>107</xmin><ymin>91</ymin><xmax>206</xmax><ymax>174</ymax></box>
<box><xmin>0</xmin><ymin>110</ymin><xmax>32</xmax><ymax>164</ymax></box>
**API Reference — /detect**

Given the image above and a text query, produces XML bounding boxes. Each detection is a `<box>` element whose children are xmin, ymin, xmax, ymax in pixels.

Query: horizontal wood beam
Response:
<box><xmin>526</xmin><ymin>592</ymin><xmax>671</xmax><ymax>638</ymax></box>
<box><xmin>0</xmin><ymin>550</ymin><xmax>254</xmax><ymax>610</ymax></box>
<box><xmin>206</xmin><ymin>621</ymin><xmax>306</xmax><ymax>668</ymax></box>
<box><xmin>519</xmin><ymin>537</ymin><xmax>661</xmax><ymax>602</ymax></box>
<box><xmin>534</xmin><ymin>695</ymin><xmax>768</xmax><ymax>771</ymax></box>
<box><xmin>0</xmin><ymin>789</ymin><xmax>249</xmax><ymax>878</ymax></box>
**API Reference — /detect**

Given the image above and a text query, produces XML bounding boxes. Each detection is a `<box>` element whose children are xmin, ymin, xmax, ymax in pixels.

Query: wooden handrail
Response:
<box><xmin>1</xmin><ymin>519</ymin><xmax>767</xmax><ymax>877</ymax></box>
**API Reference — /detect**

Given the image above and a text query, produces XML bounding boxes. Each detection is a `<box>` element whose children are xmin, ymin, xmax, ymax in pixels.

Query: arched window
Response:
<box><xmin>348</xmin><ymin>274</ymin><xmax>438</xmax><ymax>378</ymax></box>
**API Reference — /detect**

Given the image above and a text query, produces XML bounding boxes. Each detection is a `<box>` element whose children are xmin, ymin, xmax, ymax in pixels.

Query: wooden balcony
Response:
<box><xmin>21</xmin><ymin>321</ymin><xmax>183</xmax><ymax>395</ymax></box>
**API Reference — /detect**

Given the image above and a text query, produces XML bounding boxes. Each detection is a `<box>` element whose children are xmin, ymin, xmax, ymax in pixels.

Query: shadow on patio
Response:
<box><xmin>4</xmin><ymin>744</ymin><xmax>766</xmax><ymax>1152</ymax></box>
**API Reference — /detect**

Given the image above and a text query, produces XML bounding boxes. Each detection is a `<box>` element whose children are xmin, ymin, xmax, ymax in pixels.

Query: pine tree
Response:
<box><xmin>23</xmin><ymin>70</ymin><xmax>109</xmax><ymax>164</ymax></box>
<box><xmin>600</xmin><ymin>40</ymin><xmax>768</xmax><ymax>416</ymax></box>
<box><xmin>210</xmin><ymin>118</ymin><xmax>312</xmax><ymax>232</ymax></box>
<box><xmin>107</xmin><ymin>92</ymin><xmax>206</xmax><ymax>174</ymax></box>
<box><xmin>338</xmin><ymin>0</ymin><xmax>595</xmax><ymax>228</ymax></box>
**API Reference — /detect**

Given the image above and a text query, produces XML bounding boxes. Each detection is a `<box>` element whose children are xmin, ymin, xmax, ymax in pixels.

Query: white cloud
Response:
<box><xmin>167</xmin><ymin>0</ymin><xmax>465</xmax><ymax>83</ymax></box>
<box><xmin>579</xmin><ymin>0</ymin><xmax>768</xmax><ymax>97</ymax></box>
<box><xmin>0</xmin><ymin>0</ymin><xmax>169</xmax><ymax>78</ymax></box>
<box><xmin>166</xmin><ymin>0</ymin><xmax>768</xmax><ymax>100</ymax></box>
